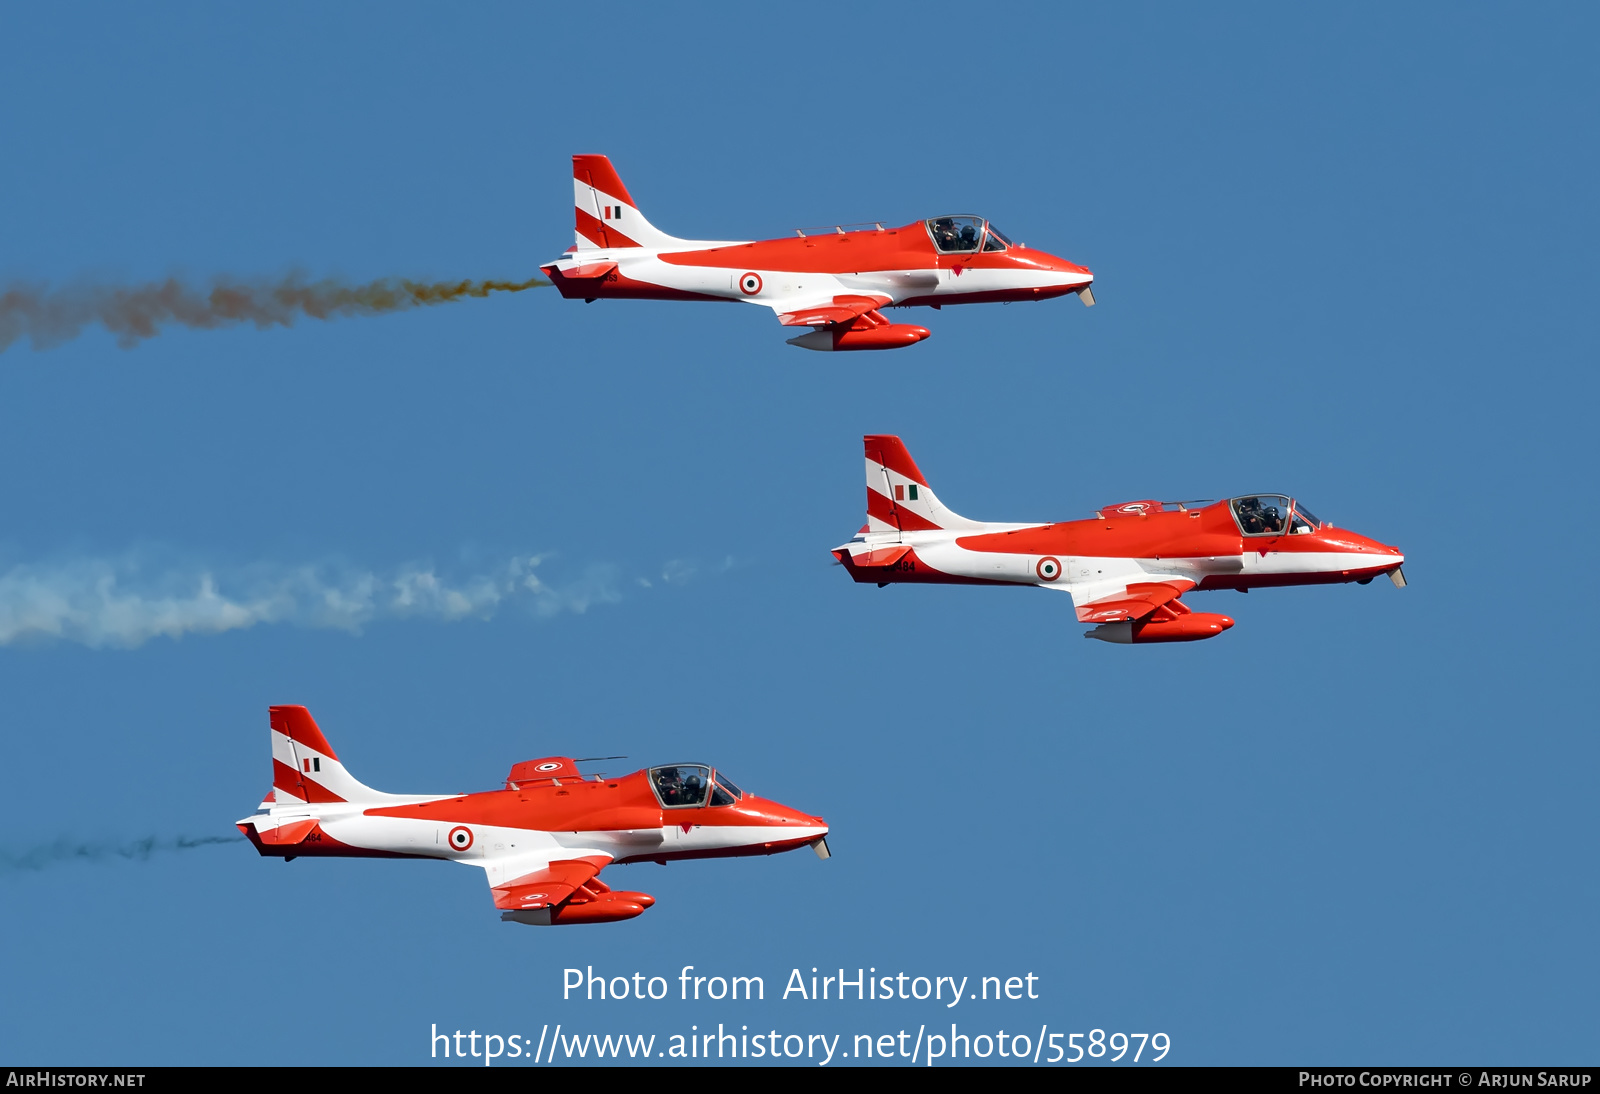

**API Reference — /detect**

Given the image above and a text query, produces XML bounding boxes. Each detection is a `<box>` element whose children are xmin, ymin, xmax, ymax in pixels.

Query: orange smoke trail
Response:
<box><xmin>0</xmin><ymin>274</ymin><xmax>549</xmax><ymax>352</ymax></box>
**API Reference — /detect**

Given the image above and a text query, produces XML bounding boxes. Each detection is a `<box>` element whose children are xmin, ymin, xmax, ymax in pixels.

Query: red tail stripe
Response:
<box><xmin>575</xmin><ymin>207</ymin><xmax>641</xmax><ymax>249</ymax></box>
<box><xmin>269</xmin><ymin>705</ymin><xmax>339</xmax><ymax>760</ymax></box>
<box><xmin>866</xmin><ymin>489</ymin><xmax>943</xmax><ymax>532</ymax></box>
<box><xmin>864</xmin><ymin>435</ymin><xmax>929</xmax><ymax>487</ymax></box>
<box><xmin>573</xmin><ymin>154</ymin><xmax>636</xmax><ymax>207</ymax></box>
<box><xmin>272</xmin><ymin>758</ymin><xmax>347</xmax><ymax>804</ymax></box>
<box><xmin>272</xmin><ymin>758</ymin><xmax>307</xmax><ymax>800</ymax></box>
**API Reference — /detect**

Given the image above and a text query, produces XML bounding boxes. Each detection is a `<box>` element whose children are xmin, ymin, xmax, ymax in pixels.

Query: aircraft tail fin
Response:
<box><xmin>571</xmin><ymin>154</ymin><xmax>683</xmax><ymax>251</ymax></box>
<box><xmin>265</xmin><ymin>705</ymin><xmax>389</xmax><ymax>806</ymax></box>
<box><xmin>863</xmin><ymin>435</ymin><xmax>986</xmax><ymax>534</ymax></box>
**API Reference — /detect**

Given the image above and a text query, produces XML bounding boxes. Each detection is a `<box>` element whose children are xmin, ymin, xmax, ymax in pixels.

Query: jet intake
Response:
<box><xmin>786</xmin><ymin>323</ymin><xmax>930</xmax><ymax>351</ymax></box>
<box><xmin>1085</xmin><ymin>612</ymin><xmax>1235</xmax><ymax>644</ymax></box>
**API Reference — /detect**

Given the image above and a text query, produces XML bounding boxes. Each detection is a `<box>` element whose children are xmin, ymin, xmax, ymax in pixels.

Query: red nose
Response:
<box><xmin>1027</xmin><ymin>247</ymin><xmax>1091</xmax><ymax>277</ymax></box>
<box><xmin>746</xmin><ymin>795</ymin><xmax>826</xmax><ymax>830</ymax></box>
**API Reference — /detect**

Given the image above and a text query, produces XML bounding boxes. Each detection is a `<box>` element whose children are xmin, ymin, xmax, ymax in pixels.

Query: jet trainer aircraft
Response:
<box><xmin>541</xmin><ymin>154</ymin><xmax>1095</xmax><ymax>351</ymax></box>
<box><xmin>238</xmin><ymin>706</ymin><xmax>829</xmax><ymax>925</ymax></box>
<box><xmin>832</xmin><ymin>436</ymin><xmax>1407</xmax><ymax>644</ymax></box>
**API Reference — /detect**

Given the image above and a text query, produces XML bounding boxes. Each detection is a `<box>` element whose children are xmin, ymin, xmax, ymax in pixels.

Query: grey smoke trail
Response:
<box><xmin>1</xmin><ymin>835</ymin><xmax>245</xmax><ymax>873</ymax></box>
<box><xmin>0</xmin><ymin>274</ymin><xmax>549</xmax><ymax>352</ymax></box>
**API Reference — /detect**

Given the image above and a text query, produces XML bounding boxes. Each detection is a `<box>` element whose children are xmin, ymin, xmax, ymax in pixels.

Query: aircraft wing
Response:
<box><xmin>1072</xmin><ymin>579</ymin><xmax>1195</xmax><ymax>624</ymax></box>
<box><xmin>775</xmin><ymin>293</ymin><xmax>892</xmax><ymax>327</ymax></box>
<box><xmin>484</xmin><ymin>851</ymin><xmax>613</xmax><ymax>911</ymax></box>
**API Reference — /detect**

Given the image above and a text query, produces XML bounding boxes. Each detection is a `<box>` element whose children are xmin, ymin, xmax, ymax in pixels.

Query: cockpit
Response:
<box><xmin>649</xmin><ymin>764</ymin><xmax>746</xmax><ymax>809</ymax></box>
<box><xmin>925</xmin><ymin>216</ymin><xmax>1013</xmax><ymax>255</ymax></box>
<box><xmin>1230</xmin><ymin>495</ymin><xmax>1322</xmax><ymax>536</ymax></box>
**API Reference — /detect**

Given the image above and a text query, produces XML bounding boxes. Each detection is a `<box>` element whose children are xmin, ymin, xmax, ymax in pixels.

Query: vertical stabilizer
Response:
<box><xmin>572</xmin><ymin>155</ymin><xmax>685</xmax><ymax>250</ymax></box>
<box><xmin>267</xmin><ymin>705</ymin><xmax>389</xmax><ymax>805</ymax></box>
<box><xmin>862</xmin><ymin>435</ymin><xmax>986</xmax><ymax>534</ymax></box>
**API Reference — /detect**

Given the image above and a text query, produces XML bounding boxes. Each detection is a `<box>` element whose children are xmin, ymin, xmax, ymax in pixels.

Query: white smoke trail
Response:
<box><xmin>0</xmin><ymin>552</ymin><xmax>626</xmax><ymax>649</ymax></box>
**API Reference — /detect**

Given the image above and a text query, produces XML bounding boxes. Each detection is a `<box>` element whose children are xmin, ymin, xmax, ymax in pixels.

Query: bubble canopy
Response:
<box><xmin>924</xmin><ymin>216</ymin><xmax>1012</xmax><ymax>254</ymax></box>
<box><xmin>1229</xmin><ymin>495</ymin><xmax>1323</xmax><ymax>536</ymax></box>
<box><xmin>649</xmin><ymin>765</ymin><xmax>746</xmax><ymax>808</ymax></box>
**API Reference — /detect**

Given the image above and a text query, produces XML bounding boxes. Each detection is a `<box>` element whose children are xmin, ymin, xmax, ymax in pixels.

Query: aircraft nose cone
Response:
<box><xmin>1034</xmin><ymin>249</ymin><xmax>1092</xmax><ymax>278</ymax></box>
<box><xmin>1324</xmin><ymin>527</ymin><xmax>1398</xmax><ymax>556</ymax></box>
<box><xmin>1218</xmin><ymin>615</ymin><xmax>1235</xmax><ymax>631</ymax></box>
<box><xmin>748</xmin><ymin>794</ymin><xmax>815</xmax><ymax>822</ymax></box>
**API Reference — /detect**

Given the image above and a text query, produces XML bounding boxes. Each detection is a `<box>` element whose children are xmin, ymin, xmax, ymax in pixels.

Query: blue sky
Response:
<box><xmin>0</xmin><ymin>2</ymin><xmax>1595</xmax><ymax>1066</ymax></box>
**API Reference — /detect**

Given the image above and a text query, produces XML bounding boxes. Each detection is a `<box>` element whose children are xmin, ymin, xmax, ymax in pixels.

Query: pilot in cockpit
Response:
<box><xmin>1237</xmin><ymin>496</ymin><xmax>1288</xmax><ymax>535</ymax></box>
<box><xmin>654</xmin><ymin>765</ymin><xmax>712</xmax><ymax>807</ymax></box>
<box><xmin>930</xmin><ymin>217</ymin><xmax>983</xmax><ymax>252</ymax></box>
<box><xmin>1236</xmin><ymin>496</ymin><xmax>1267</xmax><ymax>534</ymax></box>
<box><xmin>655</xmin><ymin>767</ymin><xmax>684</xmax><ymax>806</ymax></box>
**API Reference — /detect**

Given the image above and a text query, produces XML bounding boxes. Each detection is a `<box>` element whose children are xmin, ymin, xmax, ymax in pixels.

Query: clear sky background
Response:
<box><xmin>0</xmin><ymin>2</ymin><xmax>1594</xmax><ymax>1066</ymax></box>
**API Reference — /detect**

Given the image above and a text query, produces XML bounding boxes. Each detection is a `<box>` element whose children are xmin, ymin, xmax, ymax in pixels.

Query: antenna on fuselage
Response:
<box><xmin>575</xmin><ymin>755</ymin><xmax>628</xmax><ymax>781</ymax></box>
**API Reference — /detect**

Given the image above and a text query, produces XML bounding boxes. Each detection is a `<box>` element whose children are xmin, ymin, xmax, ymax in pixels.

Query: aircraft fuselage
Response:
<box><xmin>835</xmin><ymin>500</ymin><xmax>1404</xmax><ymax>596</ymax></box>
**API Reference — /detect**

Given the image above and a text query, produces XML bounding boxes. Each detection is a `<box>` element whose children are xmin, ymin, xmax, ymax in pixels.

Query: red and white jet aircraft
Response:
<box><xmin>237</xmin><ymin>706</ymin><xmax>829</xmax><ymax>925</ymax></box>
<box><xmin>540</xmin><ymin>154</ymin><xmax>1095</xmax><ymax>351</ymax></box>
<box><xmin>832</xmin><ymin>436</ymin><xmax>1407</xmax><ymax>644</ymax></box>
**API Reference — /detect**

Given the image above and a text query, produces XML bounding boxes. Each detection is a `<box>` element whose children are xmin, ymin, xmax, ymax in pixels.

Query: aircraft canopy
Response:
<box><xmin>649</xmin><ymin>764</ymin><xmax>747</xmax><ymax>809</ymax></box>
<box><xmin>1230</xmin><ymin>495</ymin><xmax>1322</xmax><ymax>536</ymax></box>
<box><xmin>925</xmin><ymin>216</ymin><xmax>1013</xmax><ymax>254</ymax></box>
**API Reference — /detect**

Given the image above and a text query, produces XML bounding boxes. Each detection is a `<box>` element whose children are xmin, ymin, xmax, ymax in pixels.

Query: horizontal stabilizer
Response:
<box><xmin>559</xmin><ymin>261</ymin><xmax>619</xmax><ymax>280</ymax></box>
<box><xmin>849</xmin><ymin>545</ymin><xmax>913</xmax><ymax>568</ymax></box>
<box><xmin>248</xmin><ymin>818</ymin><xmax>321</xmax><ymax>846</ymax></box>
